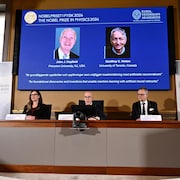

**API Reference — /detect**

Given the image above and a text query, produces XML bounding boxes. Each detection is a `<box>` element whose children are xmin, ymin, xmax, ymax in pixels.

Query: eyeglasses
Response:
<box><xmin>30</xmin><ymin>93</ymin><xmax>38</xmax><ymax>96</ymax></box>
<box><xmin>137</xmin><ymin>94</ymin><xmax>146</xmax><ymax>96</ymax></box>
<box><xmin>84</xmin><ymin>96</ymin><xmax>92</xmax><ymax>98</ymax></box>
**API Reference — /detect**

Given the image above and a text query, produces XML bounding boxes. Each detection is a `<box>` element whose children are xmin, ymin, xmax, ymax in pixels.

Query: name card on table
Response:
<box><xmin>58</xmin><ymin>114</ymin><xmax>74</xmax><ymax>120</ymax></box>
<box><xmin>5</xmin><ymin>114</ymin><xmax>26</xmax><ymax>120</ymax></box>
<box><xmin>140</xmin><ymin>115</ymin><xmax>162</xmax><ymax>121</ymax></box>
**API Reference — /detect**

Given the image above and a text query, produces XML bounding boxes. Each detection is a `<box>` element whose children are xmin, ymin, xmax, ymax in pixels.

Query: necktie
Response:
<box><xmin>142</xmin><ymin>102</ymin><xmax>145</xmax><ymax>115</ymax></box>
<box><xmin>63</xmin><ymin>54</ymin><xmax>68</xmax><ymax>59</ymax></box>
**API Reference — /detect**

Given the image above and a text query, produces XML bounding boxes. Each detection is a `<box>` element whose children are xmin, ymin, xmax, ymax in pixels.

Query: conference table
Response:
<box><xmin>0</xmin><ymin>119</ymin><xmax>180</xmax><ymax>176</ymax></box>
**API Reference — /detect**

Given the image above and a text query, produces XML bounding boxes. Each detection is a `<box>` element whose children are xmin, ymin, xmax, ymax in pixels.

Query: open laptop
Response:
<box><xmin>5</xmin><ymin>114</ymin><xmax>26</xmax><ymax>120</ymax></box>
<box><xmin>140</xmin><ymin>115</ymin><xmax>162</xmax><ymax>121</ymax></box>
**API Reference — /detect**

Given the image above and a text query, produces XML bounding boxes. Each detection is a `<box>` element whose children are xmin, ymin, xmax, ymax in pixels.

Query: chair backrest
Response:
<box><xmin>45</xmin><ymin>104</ymin><xmax>52</xmax><ymax>120</ymax></box>
<box><xmin>78</xmin><ymin>100</ymin><xmax>104</xmax><ymax>113</ymax></box>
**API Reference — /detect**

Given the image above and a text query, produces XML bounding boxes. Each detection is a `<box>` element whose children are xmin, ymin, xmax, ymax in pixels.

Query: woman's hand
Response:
<box><xmin>26</xmin><ymin>115</ymin><xmax>36</xmax><ymax>120</ymax></box>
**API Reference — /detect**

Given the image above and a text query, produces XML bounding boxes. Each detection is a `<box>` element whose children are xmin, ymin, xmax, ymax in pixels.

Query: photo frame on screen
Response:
<box><xmin>105</xmin><ymin>27</ymin><xmax>130</xmax><ymax>59</ymax></box>
<box><xmin>54</xmin><ymin>27</ymin><xmax>80</xmax><ymax>60</ymax></box>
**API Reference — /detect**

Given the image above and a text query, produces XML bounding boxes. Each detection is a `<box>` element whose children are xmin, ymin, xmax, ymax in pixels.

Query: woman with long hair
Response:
<box><xmin>23</xmin><ymin>90</ymin><xmax>51</xmax><ymax>120</ymax></box>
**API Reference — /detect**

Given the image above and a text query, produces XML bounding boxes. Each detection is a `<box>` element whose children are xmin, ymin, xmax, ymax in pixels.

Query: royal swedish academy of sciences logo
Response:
<box><xmin>132</xmin><ymin>9</ymin><xmax>141</xmax><ymax>20</ymax></box>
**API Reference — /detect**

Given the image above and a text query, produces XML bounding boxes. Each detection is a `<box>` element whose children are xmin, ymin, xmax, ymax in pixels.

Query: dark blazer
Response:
<box><xmin>55</xmin><ymin>48</ymin><xmax>79</xmax><ymax>59</ymax></box>
<box><xmin>106</xmin><ymin>46</ymin><xmax>130</xmax><ymax>58</ymax></box>
<box><xmin>131</xmin><ymin>100</ymin><xmax>159</xmax><ymax>120</ymax></box>
<box><xmin>79</xmin><ymin>100</ymin><xmax>106</xmax><ymax>120</ymax></box>
<box><xmin>93</xmin><ymin>103</ymin><xmax>106</xmax><ymax>120</ymax></box>
<box><xmin>23</xmin><ymin>104</ymin><xmax>51</xmax><ymax>120</ymax></box>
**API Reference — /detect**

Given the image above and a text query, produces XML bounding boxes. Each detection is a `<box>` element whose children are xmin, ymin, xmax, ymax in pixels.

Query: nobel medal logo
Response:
<box><xmin>24</xmin><ymin>11</ymin><xmax>37</xmax><ymax>24</ymax></box>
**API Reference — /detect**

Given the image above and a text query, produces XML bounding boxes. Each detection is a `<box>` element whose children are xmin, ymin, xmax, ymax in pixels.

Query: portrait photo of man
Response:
<box><xmin>54</xmin><ymin>27</ymin><xmax>80</xmax><ymax>60</ymax></box>
<box><xmin>105</xmin><ymin>27</ymin><xmax>130</xmax><ymax>58</ymax></box>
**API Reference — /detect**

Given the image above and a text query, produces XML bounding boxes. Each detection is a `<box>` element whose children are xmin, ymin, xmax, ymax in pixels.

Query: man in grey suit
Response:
<box><xmin>131</xmin><ymin>87</ymin><xmax>159</xmax><ymax>120</ymax></box>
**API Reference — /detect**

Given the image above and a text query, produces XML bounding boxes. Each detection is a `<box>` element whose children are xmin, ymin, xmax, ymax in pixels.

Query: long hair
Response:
<box><xmin>25</xmin><ymin>90</ymin><xmax>43</xmax><ymax>112</ymax></box>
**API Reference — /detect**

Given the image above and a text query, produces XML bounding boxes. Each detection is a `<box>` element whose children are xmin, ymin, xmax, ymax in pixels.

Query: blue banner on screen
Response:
<box><xmin>18</xmin><ymin>7</ymin><xmax>170</xmax><ymax>90</ymax></box>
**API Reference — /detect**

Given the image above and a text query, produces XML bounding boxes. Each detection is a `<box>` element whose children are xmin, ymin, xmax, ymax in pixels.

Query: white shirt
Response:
<box><xmin>58</xmin><ymin>48</ymin><xmax>70</xmax><ymax>59</ymax></box>
<box><xmin>112</xmin><ymin>46</ymin><xmax>125</xmax><ymax>55</ymax></box>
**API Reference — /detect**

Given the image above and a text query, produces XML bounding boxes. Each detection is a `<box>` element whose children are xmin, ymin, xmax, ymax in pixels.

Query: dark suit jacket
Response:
<box><xmin>131</xmin><ymin>100</ymin><xmax>159</xmax><ymax>120</ymax></box>
<box><xmin>23</xmin><ymin>104</ymin><xmax>51</xmax><ymax>120</ymax></box>
<box><xmin>55</xmin><ymin>48</ymin><xmax>79</xmax><ymax>59</ymax></box>
<box><xmin>106</xmin><ymin>46</ymin><xmax>130</xmax><ymax>58</ymax></box>
<box><xmin>79</xmin><ymin>101</ymin><xmax>106</xmax><ymax>120</ymax></box>
<box><xmin>93</xmin><ymin>103</ymin><xmax>106</xmax><ymax>120</ymax></box>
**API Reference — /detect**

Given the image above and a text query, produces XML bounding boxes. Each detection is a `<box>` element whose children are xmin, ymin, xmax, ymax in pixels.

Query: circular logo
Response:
<box><xmin>132</xmin><ymin>9</ymin><xmax>141</xmax><ymax>20</ymax></box>
<box><xmin>24</xmin><ymin>11</ymin><xmax>37</xmax><ymax>24</ymax></box>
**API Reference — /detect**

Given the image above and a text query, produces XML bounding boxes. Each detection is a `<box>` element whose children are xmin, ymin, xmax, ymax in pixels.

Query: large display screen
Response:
<box><xmin>17</xmin><ymin>7</ymin><xmax>172</xmax><ymax>90</ymax></box>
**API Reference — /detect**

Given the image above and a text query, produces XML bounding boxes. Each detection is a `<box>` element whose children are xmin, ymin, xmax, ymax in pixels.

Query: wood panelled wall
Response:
<box><xmin>5</xmin><ymin>0</ymin><xmax>180</xmax><ymax>118</ymax></box>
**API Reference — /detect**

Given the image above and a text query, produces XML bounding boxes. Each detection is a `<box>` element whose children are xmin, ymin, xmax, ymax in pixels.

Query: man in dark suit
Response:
<box><xmin>54</xmin><ymin>28</ymin><xmax>79</xmax><ymax>59</ymax></box>
<box><xmin>82</xmin><ymin>91</ymin><xmax>106</xmax><ymax>120</ymax></box>
<box><xmin>131</xmin><ymin>87</ymin><xmax>159</xmax><ymax>120</ymax></box>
